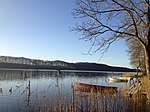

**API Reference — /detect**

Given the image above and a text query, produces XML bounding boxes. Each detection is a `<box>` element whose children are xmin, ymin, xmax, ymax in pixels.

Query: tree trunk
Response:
<box><xmin>145</xmin><ymin>49</ymin><xmax>150</xmax><ymax>77</ymax></box>
<box><xmin>146</xmin><ymin>0</ymin><xmax>150</xmax><ymax>77</ymax></box>
<box><xmin>144</xmin><ymin>28</ymin><xmax>150</xmax><ymax>76</ymax></box>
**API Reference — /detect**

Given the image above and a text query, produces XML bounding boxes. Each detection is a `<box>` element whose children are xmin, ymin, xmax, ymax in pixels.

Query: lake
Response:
<box><xmin>0</xmin><ymin>69</ymin><xmax>138</xmax><ymax>112</ymax></box>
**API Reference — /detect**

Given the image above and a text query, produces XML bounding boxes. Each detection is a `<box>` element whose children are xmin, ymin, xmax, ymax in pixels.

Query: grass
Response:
<box><xmin>28</xmin><ymin>82</ymin><xmax>150</xmax><ymax>112</ymax></box>
<box><xmin>142</xmin><ymin>76</ymin><xmax>150</xmax><ymax>101</ymax></box>
<box><xmin>9</xmin><ymin>75</ymin><xmax>150</xmax><ymax>112</ymax></box>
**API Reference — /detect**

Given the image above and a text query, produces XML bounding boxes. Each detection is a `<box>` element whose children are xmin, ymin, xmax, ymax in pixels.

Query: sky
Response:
<box><xmin>0</xmin><ymin>0</ymin><xmax>131</xmax><ymax>68</ymax></box>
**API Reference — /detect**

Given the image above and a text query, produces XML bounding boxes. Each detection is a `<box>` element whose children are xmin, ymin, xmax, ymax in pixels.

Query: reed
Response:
<box><xmin>31</xmin><ymin>87</ymin><xmax>146</xmax><ymax>112</ymax></box>
<box><xmin>19</xmin><ymin>79</ymin><xmax>150</xmax><ymax>112</ymax></box>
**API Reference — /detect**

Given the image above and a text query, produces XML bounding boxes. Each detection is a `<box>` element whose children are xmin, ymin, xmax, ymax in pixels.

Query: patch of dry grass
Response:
<box><xmin>20</xmin><ymin>79</ymin><xmax>150</xmax><ymax>112</ymax></box>
<box><xmin>142</xmin><ymin>76</ymin><xmax>150</xmax><ymax>101</ymax></box>
<box><xmin>31</xmin><ymin>87</ymin><xmax>147</xmax><ymax>112</ymax></box>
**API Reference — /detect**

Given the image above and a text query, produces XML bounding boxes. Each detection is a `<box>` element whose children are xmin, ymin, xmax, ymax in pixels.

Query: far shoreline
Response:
<box><xmin>0</xmin><ymin>68</ymin><xmax>136</xmax><ymax>74</ymax></box>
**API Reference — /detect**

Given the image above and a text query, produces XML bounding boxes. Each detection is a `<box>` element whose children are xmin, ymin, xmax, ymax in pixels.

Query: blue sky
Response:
<box><xmin>0</xmin><ymin>0</ymin><xmax>130</xmax><ymax>68</ymax></box>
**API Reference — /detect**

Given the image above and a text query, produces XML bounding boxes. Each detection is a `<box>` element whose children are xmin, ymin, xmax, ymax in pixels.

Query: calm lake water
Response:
<box><xmin>0</xmin><ymin>69</ymin><xmax>131</xmax><ymax>111</ymax></box>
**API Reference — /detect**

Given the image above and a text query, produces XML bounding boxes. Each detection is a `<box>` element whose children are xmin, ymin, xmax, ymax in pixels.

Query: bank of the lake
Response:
<box><xmin>0</xmin><ymin>69</ymin><xmax>149</xmax><ymax>111</ymax></box>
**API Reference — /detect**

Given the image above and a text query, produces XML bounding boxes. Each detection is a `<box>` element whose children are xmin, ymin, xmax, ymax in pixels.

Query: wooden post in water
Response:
<box><xmin>129</xmin><ymin>77</ymin><xmax>133</xmax><ymax>87</ymax></box>
<box><xmin>27</xmin><ymin>80</ymin><xmax>31</xmax><ymax>106</ymax></box>
<box><xmin>71</xmin><ymin>84</ymin><xmax>75</xmax><ymax>112</ymax></box>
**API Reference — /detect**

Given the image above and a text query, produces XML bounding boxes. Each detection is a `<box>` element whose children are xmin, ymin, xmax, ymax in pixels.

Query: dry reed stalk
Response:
<box><xmin>64</xmin><ymin>93</ymin><xmax>71</xmax><ymax>112</ymax></box>
<box><xmin>29</xmin><ymin>83</ymin><xmax>150</xmax><ymax>112</ymax></box>
<box><xmin>53</xmin><ymin>96</ymin><xmax>57</xmax><ymax>112</ymax></box>
<box><xmin>97</xmin><ymin>92</ymin><xmax>102</xmax><ymax>112</ymax></box>
<box><xmin>34</xmin><ymin>94</ymin><xmax>39</xmax><ymax>112</ymax></box>
<box><xmin>65</xmin><ymin>94</ymin><xmax>69</xmax><ymax>112</ymax></box>
<box><xmin>58</xmin><ymin>98</ymin><xmax>64</xmax><ymax>112</ymax></box>
<box><xmin>74</xmin><ymin>93</ymin><xmax>80</xmax><ymax>111</ymax></box>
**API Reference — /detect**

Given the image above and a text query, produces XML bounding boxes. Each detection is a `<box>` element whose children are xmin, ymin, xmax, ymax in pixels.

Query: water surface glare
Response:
<box><xmin>0</xmin><ymin>69</ymin><xmax>129</xmax><ymax>111</ymax></box>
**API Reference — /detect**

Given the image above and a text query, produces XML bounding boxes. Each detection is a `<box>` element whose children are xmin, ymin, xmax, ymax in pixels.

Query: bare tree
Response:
<box><xmin>127</xmin><ymin>38</ymin><xmax>145</xmax><ymax>74</ymax></box>
<box><xmin>73</xmin><ymin>0</ymin><xmax>150</xmax><ymax>76</ymax></box>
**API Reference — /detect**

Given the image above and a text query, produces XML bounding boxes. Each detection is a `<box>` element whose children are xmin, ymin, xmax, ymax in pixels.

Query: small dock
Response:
<box><xmin>125</xmin><ymin>80</ymin><xmax>142</xmax><ymax>97</ymax></box>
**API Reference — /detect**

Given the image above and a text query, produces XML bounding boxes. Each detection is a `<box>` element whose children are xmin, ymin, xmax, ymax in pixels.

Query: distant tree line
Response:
<box><xmin>0</xmin><ymin>56</ymin><xmax>135</xmax><ymax>72</ymax></box>
<box><xmin>0</xmin><ymin>56</ymin><xmax>69</xmax><ymax>67</ymax></box>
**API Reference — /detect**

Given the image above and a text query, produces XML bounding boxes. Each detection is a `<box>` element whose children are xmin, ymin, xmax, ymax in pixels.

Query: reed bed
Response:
<box><xmin>9</xmin><ymin>75</ymin><xmax>150</xmax><ymax>112</ymax></box>
<box><xmin>27</xmin><ymin>84</ymin><xmax>150</xmax><ymax>112</ymax></box>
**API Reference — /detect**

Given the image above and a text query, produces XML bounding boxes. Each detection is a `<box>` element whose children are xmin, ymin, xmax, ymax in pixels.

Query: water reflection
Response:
<box><xmin>0</xmin><ymin>69</ymin><xmax>127</xmax><ymax>111</ymax></box>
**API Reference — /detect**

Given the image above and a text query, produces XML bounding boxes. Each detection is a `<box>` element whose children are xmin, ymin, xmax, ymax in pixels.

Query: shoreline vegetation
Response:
<box><xmin>1</xmin><ymin>56</ymin><xmax>149</xmax><ymax>111</ymax></box>
<box><xmin>33</xmin><ymin>76</ymin><xmax>150</xmax><ymax>112</ymax></box>
<box><xmin>0</xmin><ymin>69</ymin><xmax>148</xmax><ymax>111</ymax></box>
<box><xmin>0</xmin><ymin>69</ymin><xmax>149</xmax><ymax>111</ymax></box>
<box><xmin>0</xmin><ymin>56</ymin><xmax>135</xmax><ymax>72</ymax></box>
<box><xmin>24</xmin><ymin>75</ymin><xmax>150</xmax><ymax>112</ymax></box>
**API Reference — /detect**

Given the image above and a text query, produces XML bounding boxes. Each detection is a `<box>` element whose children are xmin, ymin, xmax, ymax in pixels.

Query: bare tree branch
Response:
<box><xmin>72</xmin><ymin>0</ymin><xmax>150</xmax><ymax>75</ymax></box>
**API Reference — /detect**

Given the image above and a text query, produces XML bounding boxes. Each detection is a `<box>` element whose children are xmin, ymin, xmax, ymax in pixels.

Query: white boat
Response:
<box><xmin>109</xmin><ymin>77</ymin><xmax>128</xmax><ymax>83</ymax></box>
<box><xmin>119</xmin><ymin>76</ymin><xmax>131</xmax><ymax>80</ymax></box>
